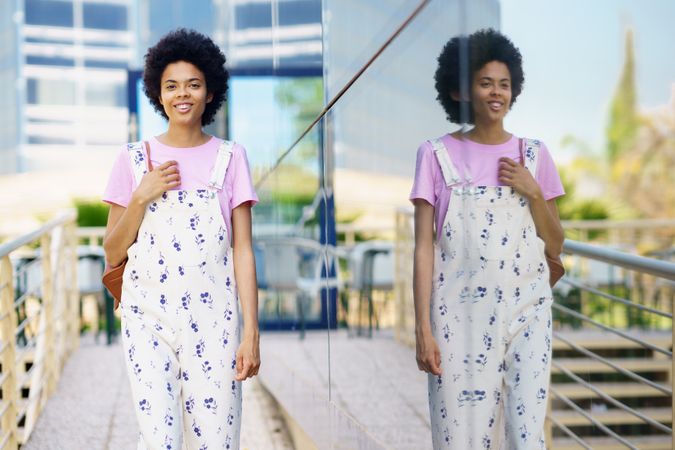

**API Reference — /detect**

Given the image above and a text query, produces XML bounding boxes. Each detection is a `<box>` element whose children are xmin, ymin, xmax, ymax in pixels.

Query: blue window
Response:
<box><xmin>26</xmin><ymin>55</ymin><xmax>75</xmax><ymax>67</ymax></box>
<box><xmin>279</xmin><ymin>0</ymin><xmax>321</xmax><ymax>26</ymax></box>
<box><xmin>235</xmin><ymin>3</ymin><xmax>272</xmax><ymax>29</ymax></box>
<box><xmin>25</xmin><ymin>0</ymin><xmax>73</xmax><ymax>27</ymax></box>
<box><xmin>26</xmin><ymin>78</ymin><xmax>76</xmax><ymax>105</ymax></box>
<box><xmin>83</xmin><ymin>3</ymin><xmax>127</xmax><ymax>30</ymax></box>
<box><xmin>28</xmin><ymin>135</ymin><xmax>75</xmax><ymax>145</ymax></box>
<box><xmin>84</xmin><ymin>59</ymin><xmax>128</xmax><ymax>69</ymax></box>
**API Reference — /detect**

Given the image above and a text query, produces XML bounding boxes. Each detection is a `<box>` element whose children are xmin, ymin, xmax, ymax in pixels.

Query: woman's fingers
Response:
<box><xmin>156</xmin><ymin>160</ymin><xmax>178</xmax><ymax>171</ymax></box>
<box><xmin>236</xmin><ymin>353</ymin><xmax>243</xmax><ymax>374</ymax></box>
<box><xmin>235</xmin><ymin>363</ymin><xmax>251</xmax><ymax>381</ymax></box>
<box><xmin>417</xmin><ymin>354</ymin><xmax>441</xmax><ymax>375</ymax></box>
<box><xmin>162</xmin><ymin>166</ymin><xmax>180</xmax><ymax>175</ymax></box>
<box><xmin>236</xmin><ymin>360</ymin><xmax>257</xmax><ymax>381</ymax></box>
<box><xmin>164</xmin><ymin>173</ymin><xmax>181</xmax><ymax>183</ymax></box>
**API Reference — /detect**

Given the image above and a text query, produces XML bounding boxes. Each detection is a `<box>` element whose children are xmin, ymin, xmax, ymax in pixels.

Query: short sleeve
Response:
<box><xmin>535</xmin><ymin>141</ymin><xmax>565</xmax><ymax>200</ymax></box>
<box><xmin>102</xmin><ymin>146</ymin><xmax>136</xmax><ymax>208</ymax></box>
<box><xmin>226</xmin><ymin>143</ymin><xmax>258</xmax><ymax>210</ymax></box>
<box><xmin>409</xmin><ymin>141</ymin><xmax>438</xmax><ymax>206</ymax></box>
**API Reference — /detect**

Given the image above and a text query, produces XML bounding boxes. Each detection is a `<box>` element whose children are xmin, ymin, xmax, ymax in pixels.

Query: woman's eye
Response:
<box><xmin>191</xmin><ymin>84</ymin><xmax>200</xmax><ymax>88</ymax></box>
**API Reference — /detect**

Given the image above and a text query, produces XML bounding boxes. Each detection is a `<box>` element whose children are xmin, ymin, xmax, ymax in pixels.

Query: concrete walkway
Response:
<box><xmin>258</xmin><ymin>330</ymin><xmax>432</xmax><ymax>449</ymax></box>
<box><xmin>23</xmin><ymin>333</ymin><xmax>294</xmax><ymax>450</ymax></box>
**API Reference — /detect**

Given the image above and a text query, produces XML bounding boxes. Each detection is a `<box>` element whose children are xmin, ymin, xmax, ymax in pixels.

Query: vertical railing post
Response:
<box><xmin>68</xmin><ymin>223</ymin><xmax>81</xmax><ymax>354</ymax></box>
<box><xmin>40</xmin><ymin>234</ymin><xmax>57</xmax><ymax>396</ymax></box>
<box><xmin>53</xmin><ymin>226</ymin><xmax>67</xmax><ymax>373</ymax></box>
<box><xmin>0</xmin><ymin>256</ymin><xmax>19</xmax><ymax>450</ymax></box>
<box><xmin>394</xmin><ymin>211</ymin><xmax>403</xmax><ymax>341</ymax></box>
<box><xmin>579</xmin><ymin>229</ymin><xmax>590</xmax><ymax>324</ymax></box>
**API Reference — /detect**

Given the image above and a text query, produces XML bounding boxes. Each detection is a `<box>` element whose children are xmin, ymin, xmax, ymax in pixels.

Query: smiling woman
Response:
<box><xmin>158</xmin><ymin>61</ymin><xmax>213</xmax><ymax>130</ymax></box>
<box><xmin>410</xmin><ymin>29</ymin><xmax>565</xmax><ymax>449</ymax></box>
<box><xmin>101</xmin><ymin>29</ymin><xmax>259</xmax><ymax>450</ymax></box>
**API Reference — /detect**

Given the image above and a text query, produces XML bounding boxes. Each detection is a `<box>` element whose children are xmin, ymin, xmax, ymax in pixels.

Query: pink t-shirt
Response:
<box><xmin>409</xmin><ymin>133</ymin><xmax>564</xmax><ymax>239</ymax></box>
<box><xmin>102</xmin><ymin>136</ymin><xmax>258</xmax><ymax>239</ymax></box>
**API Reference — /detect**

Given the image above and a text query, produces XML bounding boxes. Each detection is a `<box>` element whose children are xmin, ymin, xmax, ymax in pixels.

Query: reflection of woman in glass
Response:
<box><xmin>102</xmin><ymin>29</ymin><xmax>259</xmax><ymax>449</ymax></box>
<box><xmin>410</xmin><ymin>29</ymin><xmax>564</xmax><ymax>449</ymax></box>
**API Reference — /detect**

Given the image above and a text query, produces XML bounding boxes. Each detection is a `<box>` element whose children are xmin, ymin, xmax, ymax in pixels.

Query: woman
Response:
<box><xmin>410</xmin><ymin>29</ymin><xmax>565</xmax><ymax>449</ymax></box>
<box><xmin>103</xmin><ymin>29</ymin><xmax>259</xmax><ymax>450</ymax></box>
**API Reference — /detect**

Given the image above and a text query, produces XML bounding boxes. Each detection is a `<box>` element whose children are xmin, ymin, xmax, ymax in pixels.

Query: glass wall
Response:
<box><xmin>322</xmin><ymin>1</ymin><xmax>500</xmax><ymax>446</ymax></box>
<box><xmin>221</xmin><ymin>1</ymin><xmax>331</xmax><ymax>446</ymax></box>
<box><xmin>229</xmin><ymin>0</ymin><xmax>501</xmax><ymax>447</ymax></box>
<box><xmin>0</xmin><ymin>0</ymin><xmax>20</xmax><ymax>174</ymax></box>
<box><xmin>19</xmin><ymin>0</ymin><xmax>134</xmax><ymax>171</ymax></box>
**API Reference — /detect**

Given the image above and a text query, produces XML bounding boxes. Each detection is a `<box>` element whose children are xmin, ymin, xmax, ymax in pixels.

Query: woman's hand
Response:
<box><xmin>132</xmin><ymin>160</ymin><xmax>181</xmax><ymax>206</ymax></box>
<box><xmin>498</xmin><ymin>157</ymin><xmax>542</xmax><ymax>201</ymax></box>
<box><xmin>499</xmin><ymin>157</ymin><xmax>565</xmax><ymax>258</ymax></box>
<box><xmin>234</xmin><ymin>333</ymin><xmax>260</xmax><ymax>381</ymax></box>
<box><xmin>416</xmin><ymin>330</ymin><xmax>442</xmax><ymax>376</ymax></box>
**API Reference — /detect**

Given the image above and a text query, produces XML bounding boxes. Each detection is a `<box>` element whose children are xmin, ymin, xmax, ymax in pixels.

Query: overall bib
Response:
<box><xmin>120</xmin><ymin>141</ymin><xmax>242</xmax><ymax>450</ymax></box>
<box><xmin>427</xmin><ymin>138</ymin><xmax>553</xmax><ymax>449</ymax></box>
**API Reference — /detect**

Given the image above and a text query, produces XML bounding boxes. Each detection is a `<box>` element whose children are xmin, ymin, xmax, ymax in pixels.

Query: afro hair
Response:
<box><xmin>143</xmin><ymin>28</ymin><xmax>228</xmax><ymax>126</ymax></box>
<box><xmin>434</xmin><ymin>28</ymin><xmax>524</xmax><ymax>124</ymax></box>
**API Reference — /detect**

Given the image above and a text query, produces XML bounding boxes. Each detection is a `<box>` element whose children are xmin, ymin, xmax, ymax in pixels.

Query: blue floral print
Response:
<box><xmin>120</xmin><ymin>141</ymin><xmax>242</xmax><ymax>449</ymax></box>
<box><xmin>427</xmin><ymin>138</ymin><xmax>553</xmax><ymax>449</ymax></box>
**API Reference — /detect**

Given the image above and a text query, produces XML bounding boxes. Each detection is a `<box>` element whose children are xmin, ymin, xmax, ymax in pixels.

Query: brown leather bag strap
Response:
<box><xmin>144</xmin><ymin>140</ymin><xmax>153</xmax><ymax>171</ymax></box>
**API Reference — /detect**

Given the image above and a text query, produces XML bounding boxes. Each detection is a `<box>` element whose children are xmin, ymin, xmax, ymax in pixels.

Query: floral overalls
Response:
<box><xmin>120</xmin><ymin>140</ymin><xmax>241</xmax><ymax>450</ymax></box>
<box><xmin>428</xmin><ymin>138</ymin><xmax>553</xmax><ymax>449</ymax></box>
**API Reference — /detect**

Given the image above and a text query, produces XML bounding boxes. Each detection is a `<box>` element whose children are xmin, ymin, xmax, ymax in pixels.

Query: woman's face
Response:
<box><xmin>159</xmin><ymin>60</ymin><xmax>213</xmax><ymax>126</ymax></box>
<box><xmin>470</xmin><ymin>60</ymin><xmax>512</xmax><ymax>124</ymax></box>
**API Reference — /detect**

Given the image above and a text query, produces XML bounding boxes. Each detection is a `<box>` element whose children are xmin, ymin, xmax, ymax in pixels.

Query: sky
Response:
<box><xmin>500</xmin><ymin>0</ymin><xmax>675</xmax><ymax>163</ymax></box>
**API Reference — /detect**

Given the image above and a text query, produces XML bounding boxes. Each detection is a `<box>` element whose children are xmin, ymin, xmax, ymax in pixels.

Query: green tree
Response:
<box><xmin>606</xmin><ymin>28</ymin><xmax>640</xmax><ymax>163</ymax></box>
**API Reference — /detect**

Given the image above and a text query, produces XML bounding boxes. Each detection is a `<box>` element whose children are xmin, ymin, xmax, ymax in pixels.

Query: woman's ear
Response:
<box><xmin>206</xmin><ymin>92</ymin><xmax>213</xmax><ymax>103</ymax></box>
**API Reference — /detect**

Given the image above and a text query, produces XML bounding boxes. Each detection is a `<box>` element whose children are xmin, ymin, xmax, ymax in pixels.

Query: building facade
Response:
<box><xmin>17</xmin><ymin>0</ymin><xmax>134</xmax><ymax>172</ymax></box>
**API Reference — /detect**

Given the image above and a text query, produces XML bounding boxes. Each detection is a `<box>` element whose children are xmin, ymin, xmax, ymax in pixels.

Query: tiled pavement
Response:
<box><xmin>258</xmin><ymin>330</ymin><xmax>432</xmax><ymax>450</ymax></box>
<box><xmin>23</xmin><ymin>333</ymin><xmax>294</xmax><ymax>450</ymax></box>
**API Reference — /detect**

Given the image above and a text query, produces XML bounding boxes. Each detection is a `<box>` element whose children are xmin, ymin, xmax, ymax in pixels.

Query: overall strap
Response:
<box><xmin>207</xmin><ymin>140</ymin><xmax>234</xmax><ymax>190</ymax></box>
<box><xmin>125</xmin><ymin>141</ymin><xmax>151</xmax><ymax>186</ymax></box>
<box><xmin>519</xmin><ymin>138</ymin><xmax>541</xmax><ymax>175</ymax></box>
<box><xmin>430</xmin><ymin>138</ymin><xmax>464</xmax><ymax>186</ymax></box>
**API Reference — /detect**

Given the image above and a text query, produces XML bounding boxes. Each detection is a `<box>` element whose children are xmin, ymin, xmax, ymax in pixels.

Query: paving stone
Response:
<box><xmin>260</xmin><ymin>330</ymin><xmax>433</xmax><ymax>449</ymax></box>
<box><xmin>23</xmin><ymin>333</ymin><xmax>294</xmax><ymax>450</ymax></box>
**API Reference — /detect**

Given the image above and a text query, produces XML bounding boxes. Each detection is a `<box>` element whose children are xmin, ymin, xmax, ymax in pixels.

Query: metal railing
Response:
<box><xmin>0</xmin><ymin>211</ymin><xmax>80</xmax><ymax>449</ymax></box>
<box><xmin>394</xmin><ymin>207</ymin><xmax>675</xmax><ymax>449</ymax></box>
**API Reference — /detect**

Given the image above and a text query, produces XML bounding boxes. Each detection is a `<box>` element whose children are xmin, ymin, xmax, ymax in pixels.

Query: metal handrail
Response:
<box><xmin>553</xmin><ymin>303</ymin><xmax>672</xmax><ymax>356</ymax></box>
<box><xmin>394</xmin><ymin>208</ymin><xmax>675</xmax><ymax>446</ymax></box>
<box><xmin>550</xmin><ymin>386</ymin><xmax>637</xmax><ymax>449</ymax></box>
<box><xmin>548</xmin><ymin>416</ymin><xmax>592</xmax><ymax>450</ymax></box>
<box><xmin>14</xmin><ymin>313</ymin><xmax>40</xmax><ymax>338</ymax></box>
<box><xmin>563</xmin><ymin>239</ymin><xmax>675</xmax><ymax>280</ymax></box>
<box><xmin>553</xmin><ymin>332</ymin><xmax>672</xmax><ymax>395</ymax></box>
<box><xmin>561</xmin><ymin>277</ymin><xmax>672</xmax><ymax>318</ymax></box>
<box><xmin>0</xmin><ymin>210</ymin><xmax>76</xmax><ymax>258</ymax></box>
<box><xmin>13</xmin><ymin>291</ymin><xmax>33</xmax><ymax>310</ymax></box>
<box><xmin>561</xmin><ymin>218</ymin><xmax>675</xmax><ymax>230</ymax></box>
<box><xmin>552</xmin><ymin>360</ymin><xmax>671</xmax><ymax>434</ymax></box>
<box><xmin>0</xmin><ymin>211</ymin><xmax>80</xmax><ymax>448</ymax></box>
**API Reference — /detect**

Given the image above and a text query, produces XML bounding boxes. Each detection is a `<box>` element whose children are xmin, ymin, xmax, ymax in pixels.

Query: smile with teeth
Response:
<box><xmin>488</xmin><ymin>101</ymin><xmax>503</xmax><ymax>110</ymax></box>
<box><xmin>175</xmin><ymin>103</ymin><xmax>193</xmax><ymax>112</ymax></box>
